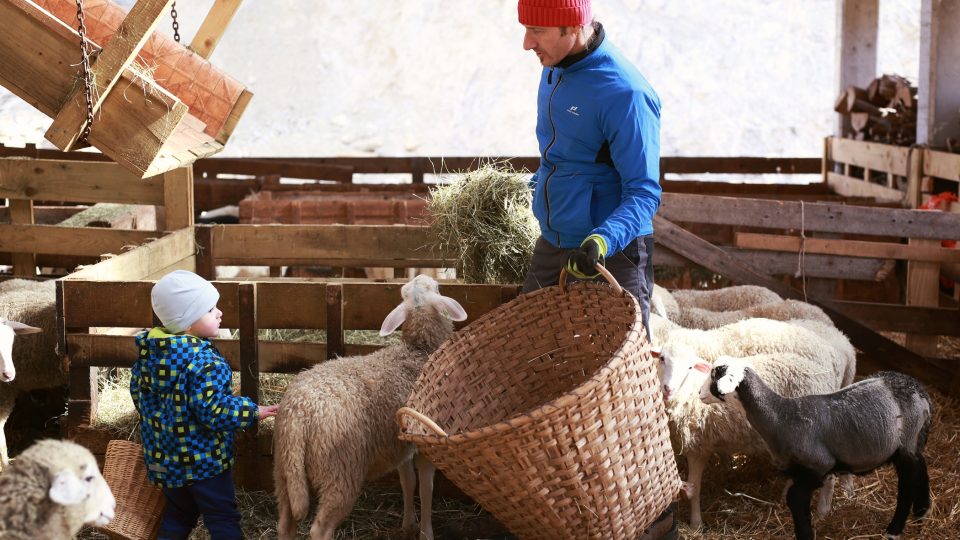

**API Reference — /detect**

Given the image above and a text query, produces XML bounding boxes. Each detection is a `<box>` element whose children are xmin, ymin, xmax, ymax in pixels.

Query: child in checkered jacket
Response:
<box><xmin>131</xmin><ymin>270</ymin><xmax>278</xmax><ymax>540</ymax></box>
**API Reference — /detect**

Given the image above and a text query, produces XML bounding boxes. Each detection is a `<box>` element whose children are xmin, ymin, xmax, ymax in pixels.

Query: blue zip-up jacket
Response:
<box><xmin>131</xmin><ymin>328</ymin><xmax>258</xmax><ymax>488</ymax></box>
<box><xmin>530</xmin><ymin>25</ymin><xmax>661</xmax><ymax>255</ymax></box>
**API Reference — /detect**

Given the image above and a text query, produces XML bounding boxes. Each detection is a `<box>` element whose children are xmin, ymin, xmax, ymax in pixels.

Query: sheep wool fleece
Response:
<box><xmin>131</xmin><ymin>328</ymin><xmax>257</xmax><ymax>488</ymax></box>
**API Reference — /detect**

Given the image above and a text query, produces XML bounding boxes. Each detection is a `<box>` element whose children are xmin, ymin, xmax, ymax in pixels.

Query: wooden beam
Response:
<box><xmin>734</xmin><ymin>232</ymin><xmax>960</xmax><ymax>263</ymax></box>
<box><xmin>826</xmin><ymin>172</ymin><xmax>906</xmax><ymax>203</ymax></box>
<box><xmin>326</xmin><ymin>284</ymin><xmax>344</xmax><ymax>360</ymax></box>
<box><xmin>189</xmin><ymin>0</ymin><xmax>243</xmax><ymax>59</ymax></box>
<box><xmin>835</xmin><ymin>0</ymin><xmax>878</xmax><ymax>137</ymax></box>
<box><xmin>0</xmin><ymin>158</ymin><xmax>165</xmax><ymax>205</ymax></box>
<box><xmin>653</xmin><ymin>215</ymin><xmax>959</xmax><ymax>396</ymax></box>
<box><xmin>905</xmin><ymin>239</ymin><xmax>942</xmax><ymax>356</ymax></box>
<box><xmin>924</xmin><ymin>148</ymin><xmax>960</xmax><ymax>181</ymax></box>
<box><xmin>65</xmin><ymin>228</ymin><xmax>194</xmax><ymax>281</ymax></box>
<box><xmin>659</xmin><ymin>193</ymin><xmax>960</xmax><ymax>240</ymax></box>
<box><xmin>45</xmin><ymin>0</ymin><xmax>176</xmax><ymax>150</ymax></box>
<box><xmin>827</xmin><ymin>137</ymin><xmax>911</xmax><ymax>175</ymax></box>
<box><xmin>833</xmin><ymin>301</ymin><xmax>960</xmax><ymax>336</ymax></box>
<box><xmin>918</xmin><ymin>0</ymin><xmax>960</xmax><ymax>147</ymax></box>
<box><xmin>193</xmin><ymin>158</ymin><xmax>354</xmax><ymax>182</ymax></box>
<box><xmin>215</xmin><ymin>88</ymin><xmax>252</xmax><ymax>145</ymax></box>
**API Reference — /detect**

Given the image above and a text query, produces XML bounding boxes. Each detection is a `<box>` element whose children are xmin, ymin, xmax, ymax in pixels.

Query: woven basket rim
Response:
<box><xmin>400</xmin><ymin>281</ymin><xmax>645</xmax><ymax>445</ymax></box>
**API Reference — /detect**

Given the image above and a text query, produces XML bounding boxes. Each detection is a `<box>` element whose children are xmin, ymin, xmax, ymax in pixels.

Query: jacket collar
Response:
<box><xmin>555</xmin><ymin>22</ymin><xmax>605</xmax><ymax>71</ymax></box>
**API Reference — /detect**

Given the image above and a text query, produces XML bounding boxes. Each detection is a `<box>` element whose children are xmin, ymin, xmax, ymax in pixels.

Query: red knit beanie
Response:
<box><xmin>518</xmin><ymin>0</ymin><xmax>592</xmax><ymax>27</ymax></box>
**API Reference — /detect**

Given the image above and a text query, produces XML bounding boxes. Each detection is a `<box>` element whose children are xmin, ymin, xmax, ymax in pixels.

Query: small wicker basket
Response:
<box><xmin>97</xmin><ymin>440</ymin><xmax>164</xmax><ymax>540</ymax></box>
<box><xmin>397</xmin><ymin>267</ymin><xmax>681</xmax><ymax>539</ymax></box>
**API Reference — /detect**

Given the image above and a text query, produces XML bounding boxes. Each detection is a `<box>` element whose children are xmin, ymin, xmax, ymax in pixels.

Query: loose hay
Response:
<box><xmin>426</xmin><ymin>163</ymin><xmax>538</xmax><ymax>284</ymax></box>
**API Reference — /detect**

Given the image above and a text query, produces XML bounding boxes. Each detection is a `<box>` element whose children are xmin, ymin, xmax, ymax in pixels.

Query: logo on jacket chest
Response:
<box><xmin>566</xmin><ymin>105</ymin><xmax>580</xmax><ymax>116</ymax></box>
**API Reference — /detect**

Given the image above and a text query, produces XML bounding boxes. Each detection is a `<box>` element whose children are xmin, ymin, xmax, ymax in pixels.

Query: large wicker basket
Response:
<box><xmin>97</xmin><ymin>440</ymin><xmax>164</xmax><ymax>540</ymax></box>
<box><xmin>397</xmin><ymin>268</ymin><xmax>681</xmax><ymax>540</ymax></box>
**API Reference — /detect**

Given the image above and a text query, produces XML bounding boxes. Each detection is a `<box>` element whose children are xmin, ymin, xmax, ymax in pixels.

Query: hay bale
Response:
<box><xmin>427</xmin><ymin>164</ymin><xmax>538</xmax><ymax>284</ymax></box>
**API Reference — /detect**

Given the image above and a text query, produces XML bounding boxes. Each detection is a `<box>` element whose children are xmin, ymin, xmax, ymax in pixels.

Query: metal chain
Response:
<box><xmin>171</xmin><ymin>2</ymin><xmax>180</xmax><ymax>43</ymax></box>
<box><xmin>74</xmin><ymin>0</ymin><xmax>95</xmax><ymax>143</ymax></box>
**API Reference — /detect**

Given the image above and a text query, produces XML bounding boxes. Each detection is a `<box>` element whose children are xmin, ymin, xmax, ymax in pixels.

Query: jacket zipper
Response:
<box><xmin>542</xmin><ymin>69</ymin><xmax>562</xmax><ymax>244</ymax></box>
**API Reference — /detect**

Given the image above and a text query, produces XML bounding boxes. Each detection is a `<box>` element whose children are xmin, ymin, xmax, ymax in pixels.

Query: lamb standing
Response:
<box><xmin>654</xmin><ymin>317</ymin><xmax>857</xmax><ymax>528</ymax></box>
<box><xmin>273</xmin><ymin>274</ymin><xmax>467</xmax><ymax>540</ymax></box>
<box><xmin>702</xmin><ymin>359</ymin><xmax>932</xmax><ymax>540</ymax></box>
<box><xmin>0</xmin><ymin>279</ymin><xmax>61</xmax><ymax>468</ymax></box>
<box><xmin>0</xmin><ymin>438</ymin><xmax>116</xmax><ymax>539</ymax></box>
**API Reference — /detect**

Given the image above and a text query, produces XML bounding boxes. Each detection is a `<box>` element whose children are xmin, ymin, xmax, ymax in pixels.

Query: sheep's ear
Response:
<box><xmin>693</xmin><ymin>362</ymin><xmax>710</xmax><ymax>374</ymax></box>
<box><xmin>714</xmin><ymin>363</ymin><xmax>745</xmax><ymax>395</ymax></box>
<box><xmin>437</xmin><ymin>295</ymin><xmax>467</xmax><ymax>322</ymax></box>
<box><xmin>650</xmin><ymin>345</ymin><xmax>661</xmax><ymax>358</ymax></box>
<box><xmin>4</xmin><ymin>321</ymin><xmax>42</xmax><ymax>335</ymax></box>
<box><xmin>379</xmin><ymin>303</ymin><xmax>408</xmax><ymax>336</ymax></box>
<box><xmin>49</xmin><ymin>470</ymin><xmax>86</xmax><ymax>506</ymax></box>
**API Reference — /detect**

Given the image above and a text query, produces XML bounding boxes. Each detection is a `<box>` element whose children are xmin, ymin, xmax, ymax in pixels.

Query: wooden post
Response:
<box><xmin>162</xmin><ymin>166</ymin><xmax>195</xmax><ymax>231</ymax></box>
<box><xmin>237</xmin><ymin>283</ymin><xmax>259</xmax><ymax>488</ymax></box>
<box><xmin>905</xmin><ymin>238</ymin><xmax>941</xmax><ymax>357</ymax></box>
<box><xmin>9</xmin><ymin>199</ymin><xmax>36</xmax><ymax>276</ymax></box>
<box><xmin>918</xmin><ymin>0</ymin><xmax>960</xmax><ymax>147</ymax></box>
<box><xmin>326</xmin><ymin>284</ymin><xmax>344</xmax><ymax>360</ymax></box>
<box><xmin>906</xmin><ymin>146</ymin><xmax>925</xmax><ymax>209</ymax></box>
<box><xmin>194</xmin><ymin>225</ymin><xmax>216</xmax><ymax>280</ymax></box>
<box><xmin>835</xmin><ymin>0</ymin><xmax>879</xmax><ymax>137</ymax></box>
<box><xmin>58</xmin><ymin>280</ymin><xmax>99</xmax><ymax>438</ymax></box>
<box><xmin>189</xmin><ymin>0</ymin><xmax>243</xmax><ymax>60</ymax></box>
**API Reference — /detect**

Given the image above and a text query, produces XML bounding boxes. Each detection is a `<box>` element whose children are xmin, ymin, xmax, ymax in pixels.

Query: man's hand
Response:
<box><xmin>565</xmin><ymin>235</ymin><xmax>608</xmax><ymax>279</ymax></box>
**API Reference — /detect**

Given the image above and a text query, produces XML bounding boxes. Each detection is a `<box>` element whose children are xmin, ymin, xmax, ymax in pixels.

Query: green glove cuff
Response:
<box><xmin>583</xmin><ymin>234</ymin><xmax>609</xmax><ymax>258</ymax></box>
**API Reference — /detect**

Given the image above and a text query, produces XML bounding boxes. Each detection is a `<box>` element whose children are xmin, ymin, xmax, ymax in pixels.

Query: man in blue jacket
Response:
<box><xmin>518</xmin><ymin>0</ymin><xmax>662</xmax><ymax>340</ymax></box>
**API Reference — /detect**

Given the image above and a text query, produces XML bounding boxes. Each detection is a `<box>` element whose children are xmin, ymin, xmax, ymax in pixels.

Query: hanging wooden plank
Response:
<box><xmin>45</xmin><ymin>0</ymin><xmax>176</xmax><ymax>150</ymax></box>
<box><xmin>162</xmin><ymin>166</ymin><xmax>194</xmax><ymax>230</ymax></box>
<box><xmin>190</xmin><ymin>0</ymin><xmax>243</xmax><ymax>59</ymax></box>
<box><xmin>653</xmin><ymin>215</ymin><xmax>959</xmax><ymax>396</ymax></box>
<box><xmin>734</xmin><ymin>232</ymin><xmax>960</xmax><ymax>263</ymax></box>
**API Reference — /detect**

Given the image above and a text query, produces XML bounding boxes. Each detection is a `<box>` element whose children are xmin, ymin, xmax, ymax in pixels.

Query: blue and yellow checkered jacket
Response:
<box><xmin>131</xmin><ymin>328</ymin><xmax>258</xmax><ymax>488</ymax></box>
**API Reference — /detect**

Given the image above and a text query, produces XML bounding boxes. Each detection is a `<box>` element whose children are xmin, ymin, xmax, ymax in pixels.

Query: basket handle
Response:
<box><xmin>396</xmin><ymin>406</ymin><xmax>448</xmax><ymax>437</ymax></box>
<box><xmin>559</xmin><ymin>263</ymin><xmax>622</xmax><ymax>295</ymax></box>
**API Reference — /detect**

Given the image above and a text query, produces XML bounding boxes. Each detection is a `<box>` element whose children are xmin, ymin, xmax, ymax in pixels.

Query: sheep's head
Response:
<box><xmin>0</xmin><ymin>319</ymin><xmax>42</xmax><ymax>382</ymax></box>
<box><xmin>49</xmin><ymin>459</ymin><xmax>116</xmax><ymax>527</ymax></box>
<box><xmin>379</xmin><ymin>274</ymin><xmax>467</xmax><ymax>336</ymax></box>
<box><xmin>700</xmin><ymin>356</ymin><xmax>748</xmax><ymax>405</ymax></box>
<box><xmin>655</xmin><ymin>342</ymin><xmax>711</xmax><ymax>403</ymax></box>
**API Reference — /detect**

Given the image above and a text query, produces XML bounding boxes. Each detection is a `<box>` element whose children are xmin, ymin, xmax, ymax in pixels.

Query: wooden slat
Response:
<box><xmin>211</xmin><ymin>224</ymin><xmax>450</xmax><ymax>263</ymax></box>
<box><xmin>189</xmin><ymin>0</ymin><xmax>243</xmax><ymax>59</ymax></box>
<box><xmin>236</xmin><ymin>281</ymin><xmax>260</xmax><ymax>487</ymax></box>
<box><xmin>162</xmin><ymin>166</ymin><xmax>194</xmax><ymax>230</ymax></box>
<box><xmin>0</xmin><ymin>224</ymin><xmax>157</xmax><ymax>256</ymax></box>
<box><xmin>828</xmin><ymin>137</ymin><xmax>911</xmax><ymax>175</ymax></box>
<box><xmin>45</xmin><ymin>0</ymin><xmax>176</xmax><ymax>151</ymax></box>
<box><xmin>653</xmin><ymin>215</ymin><xmax>960</xmax><ymax>396</ymax></box>
<box><xmin>833</xmin><ymin>301</ymin><xmax>960</xmax><ymax>336</ymax></box>
<box><xmin>660</xmin><ymin>156</ymin><xmax>822</xmax><ymax>175</ymax></box>
<box><xmin>215</xmin><ymin>88</ymin><xmax>252</xmax><ymax>145</ymax></box>
<box><xmin>326</xmin><ymin>284</ymin><xmax>344</xmax><ymax>360</ymax></box>
<box><xmin>194</xmin><ymin>158</ymin><xmax>354</xmax><ymax>182</ymax></box>
<box><xmin>656</xmin><ymin>246</ymin><xmax>890</xmax><ymax>281</ymax></box>
<box><xmin>0</xmin><ymin>159</ymin><xmax>165</xmax><ymax>205</ymax></box>
<box><xmin>826</xmin><ymin>171</ymin><xmax>906</xmax><ymax>203</ymax></box>
<box><xmin>659</xmin><ymin>193</ymin><xmax>960</xmax><ymax>240</ymax></box>
<box><xmin>9</xmin><ymin>198</ymin><xmax>36</xmax><ymax>276</ymax></box>
<box><xmin>924</xmin><ymin>148</ymin><xmax>960</xmax><ymax>182</ymax></box>
<box><xmin>65</xmin><ymin>227</ymin><xmax>194</xmax><ymax>281</ymax></box>
<box><xmin>734</xmin><ymin>232</ymin><xmax>960</xmax><ymax>263</ymax></box>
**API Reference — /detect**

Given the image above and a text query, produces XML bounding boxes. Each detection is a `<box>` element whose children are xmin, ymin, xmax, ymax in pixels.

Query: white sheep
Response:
<box><xmin>670</xmin><ymin>285</ymin><xmax>782</xmax><ymax>312</ymax></box>
<box><xmin>673</xmin><ymin>299</ymin><xmax>832</xmax><ymax>330</ymax></box>
<box><xmin>702</xmin><ymin>360</ymin><xmax>932</xmax><ymax>540</ymax></box>
<box><xmin>0</xmin><ymin>279</ymin><xmax>61</xmax><ymax>468</ymax></box>
<box><xmin>0</xmin><ymin>438</ymin><xmax>116</xmax><ymax>539</ymax></box>
<box><xmin>655</xmin><ymin>317</ymin><xmax>857</xmax><ymax>529</ymax></box>
<box><xmin>273</xmin><ymin>274</ymin><xmax>467</xmax><ymax>540</ymax></box>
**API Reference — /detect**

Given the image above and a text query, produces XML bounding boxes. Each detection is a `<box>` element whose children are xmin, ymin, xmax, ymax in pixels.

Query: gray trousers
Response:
<box><xmin>522</xmin><ymin>235</ymin><xmax>655</xmax><ymax>340</ymax></box>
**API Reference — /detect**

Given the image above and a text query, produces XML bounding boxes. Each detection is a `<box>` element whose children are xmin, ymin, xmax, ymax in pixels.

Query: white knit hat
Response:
<box><xmin>151</xmin><ymin>270</ymin><xmax>220</xmax><ymax>333</ymax></box>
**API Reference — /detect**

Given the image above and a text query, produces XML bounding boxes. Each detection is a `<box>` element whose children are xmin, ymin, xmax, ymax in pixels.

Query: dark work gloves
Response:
<box><xmin>565</xmin><ymin>235</ymin><xmax>608</xmax><ymax>279</ymax></box>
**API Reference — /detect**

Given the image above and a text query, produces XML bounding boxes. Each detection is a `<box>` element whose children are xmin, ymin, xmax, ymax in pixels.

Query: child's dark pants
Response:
<box><xmin>157</xmin><ymin>468</ymin><xmax>242</xmax><ymax>540</ymax></box>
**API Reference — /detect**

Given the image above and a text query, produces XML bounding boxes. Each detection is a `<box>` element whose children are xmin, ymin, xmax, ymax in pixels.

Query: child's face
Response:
<box><xmin>186</xmin><ymin>306</ymin><xmax>223</xmax><ymax>338</ymax></box>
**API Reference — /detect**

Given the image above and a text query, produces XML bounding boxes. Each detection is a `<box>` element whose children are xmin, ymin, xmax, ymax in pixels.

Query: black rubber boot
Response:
<box><xmin>637</xmin><ymin>502</ymin><xmax>678</xmax><ymax>540</ymax></box>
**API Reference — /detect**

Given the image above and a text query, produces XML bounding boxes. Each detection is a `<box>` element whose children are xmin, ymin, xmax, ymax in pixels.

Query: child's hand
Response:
<box><xmin>258</xmin><ymin>404</ymin><xmax>280</xmax><ymax>420</ymax></box>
